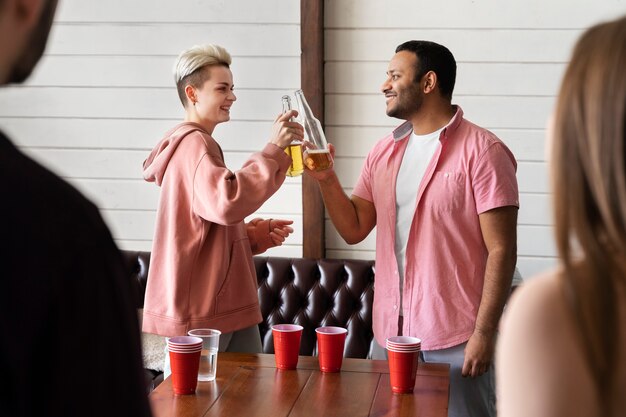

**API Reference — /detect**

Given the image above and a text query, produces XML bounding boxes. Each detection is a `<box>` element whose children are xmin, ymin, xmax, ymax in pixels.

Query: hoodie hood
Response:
<box><xmin>143</xmin><ymin>122</ymin><xmax>207</xmax><ymax>186</ymax></box>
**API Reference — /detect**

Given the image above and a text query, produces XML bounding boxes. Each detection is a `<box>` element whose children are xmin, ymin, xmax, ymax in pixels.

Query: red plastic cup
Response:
<box><xmin>169</xmin><ymin>349</ymin><xmax>202</xmax><ymax>395</ymax></box>
<box><xmin>387</xmin><ymin>349</ymin><xmax>419</xmax><ymax>394</ymax></box>
<box><xmin>272</xmin><ymin>324</ymin><xmax>303</xmax><ymax>370</ymax></box>
<box><xmin>386</xmin><ymin>336</ymin><xmax>421</xmax><ymax>351</ymax></box>
<box><xmin>315</xmin><ymin>326</ymin><xmax>347</xmax><ymax>373</ymax></box>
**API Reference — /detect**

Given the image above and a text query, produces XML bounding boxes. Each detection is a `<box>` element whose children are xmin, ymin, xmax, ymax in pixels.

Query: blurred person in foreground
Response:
<box><xmin>306</xmin><ymin>40</ymin><xmax>519</xmax><ymax>417</ymax></box>
<box><xmin>141</xmin><ymin>44</ymin><xmax>303</xmax><ymax>376</ymax></box>
<box><xmin>497</xmin><ymin>14</ymin><xmax>626</xmax><ymax>417</ymax></box>
<box><xmin>0</xmin><ymin>0</ymin><xmax>151</xmax><ymax>415</ymax></box>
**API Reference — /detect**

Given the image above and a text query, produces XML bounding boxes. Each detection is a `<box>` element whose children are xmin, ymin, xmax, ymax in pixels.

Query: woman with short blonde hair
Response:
<box><xmin>141</xmin><ymin>43</ymin><xmax>304</xmax><ymax>376</ymax></box>
<box><xmin>173</xmin><ymin>43</ymin><xmax>232</xmax><ymax>107</ymax></box>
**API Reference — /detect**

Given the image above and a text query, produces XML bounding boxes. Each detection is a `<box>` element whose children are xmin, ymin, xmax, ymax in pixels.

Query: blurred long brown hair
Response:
<box><xmin>551</xmin><ymin>15</ymin><xmax>626</xmax><ymax>412</ymax></box>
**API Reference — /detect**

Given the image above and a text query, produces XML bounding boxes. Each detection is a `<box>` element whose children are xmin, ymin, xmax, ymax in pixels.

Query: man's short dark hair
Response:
<box><xmin>395</xmin><ymin>40</ymin><xmax>457</xmax><ymax>100</ymax></box>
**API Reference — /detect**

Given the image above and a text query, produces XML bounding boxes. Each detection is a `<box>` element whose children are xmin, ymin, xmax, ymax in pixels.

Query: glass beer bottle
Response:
<box><xmin>281</xmin><ymin>95</ymin><xmax>304</xmax><ymax>177</ymax></box>
<box><xmin>294</xmin><ymin>89</ymin><xmax>333</xmax><ymax>172</ymax></box>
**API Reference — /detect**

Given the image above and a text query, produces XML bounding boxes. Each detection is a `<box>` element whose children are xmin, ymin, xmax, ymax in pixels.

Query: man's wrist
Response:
<box><xmin>474</xmin><ymin>325</ymin><xmax>497</xmax><ymax>337</ymax></box>
<box><xmin>317</xmin><ymin>171</ymin><xmax>338</xmax><ymax>187</ymax></box>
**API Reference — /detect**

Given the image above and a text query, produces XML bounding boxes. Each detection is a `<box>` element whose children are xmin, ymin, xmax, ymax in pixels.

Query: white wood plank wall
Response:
<box><xmin>0</xmin><ymin>0</ymin><xmax>303</xmax><ymax>256</ymax></box>
<box><xmin>3</xmin><ymin>1</ymin><xmax>625</xmax><ymax>274</ymax></box>
<box><xmin>323</xmin><ymin>0</ymin><xmax>626</xmax><ymax>279</ymax></box>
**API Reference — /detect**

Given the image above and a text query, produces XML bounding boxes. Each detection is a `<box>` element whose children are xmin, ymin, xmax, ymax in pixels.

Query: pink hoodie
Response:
<box><xmin>142</xmin><ymin>122</ymin><xmax>290</xmax><ymax>337</ymax></box>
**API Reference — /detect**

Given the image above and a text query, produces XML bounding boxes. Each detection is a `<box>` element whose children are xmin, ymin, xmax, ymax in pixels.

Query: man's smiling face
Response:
<box><xmin>381</xmin><ymin>50</ymin><xmax>424</xmax><ymax>120</ymax></box>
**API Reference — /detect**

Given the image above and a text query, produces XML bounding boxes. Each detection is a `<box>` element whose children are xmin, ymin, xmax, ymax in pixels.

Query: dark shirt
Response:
<box><xmin>0</xmin><ymin>131</ymin><xmax>152</xmax><ymax>416</ymax></box>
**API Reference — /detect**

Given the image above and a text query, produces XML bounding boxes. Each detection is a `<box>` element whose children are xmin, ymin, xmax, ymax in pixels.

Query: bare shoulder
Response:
<box><xmin>497</xmin><ymin>269</ymin><xmax>597</xmax><ymax>417</ymax></box>
<box><xmin>504</xmin><ymin>269</ymin><xmax>565</xmax><ymax>331</ymax></box>
<box><xmin>498</xmin><ymin>270</ymin><xmax>569</xmax><ymax>356</ymax></box>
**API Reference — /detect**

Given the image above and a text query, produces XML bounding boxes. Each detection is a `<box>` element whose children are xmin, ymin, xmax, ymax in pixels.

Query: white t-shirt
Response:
<box><xmin>395</xmin><ymin>128</ymin><xmax>443</xmax><ymax>305</ymax></box>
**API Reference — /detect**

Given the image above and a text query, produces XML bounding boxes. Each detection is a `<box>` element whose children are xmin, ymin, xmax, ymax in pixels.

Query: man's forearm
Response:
<box><xmin>317</xmin><ymin>171</ymin><xmax>370</xmax><ymax>244</ymax></box>
<box><xmin>474</xmin><ymin>247</ymin><xmax>517</xmax><ymax>335</ymax></box>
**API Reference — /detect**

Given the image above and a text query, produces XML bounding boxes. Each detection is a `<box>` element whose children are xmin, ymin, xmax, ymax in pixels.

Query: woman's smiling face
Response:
<box><xmin>192</xmin><ymin>65</ymin><xmax>237</xmax><ymax>128</ymax></box>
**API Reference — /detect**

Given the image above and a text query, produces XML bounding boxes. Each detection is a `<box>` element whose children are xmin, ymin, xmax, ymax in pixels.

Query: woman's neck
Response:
<box><xmin>185</xmin><ymin>112</ymin><xmax>216</xmax><ymax>135</ymax></box>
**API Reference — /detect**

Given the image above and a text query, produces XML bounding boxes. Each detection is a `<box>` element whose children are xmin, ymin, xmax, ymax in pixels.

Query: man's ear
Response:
<box><xmin>423</xmin><ymin>71</ymin><xmax>437</xmax><ymax>94</ymax></box>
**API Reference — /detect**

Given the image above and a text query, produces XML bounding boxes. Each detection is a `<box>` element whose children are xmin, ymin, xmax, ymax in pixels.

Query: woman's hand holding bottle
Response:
<box><xmin>269</xmin><ymin>110</ymin><xmax>304</xmax><ymax>149</ymax></box>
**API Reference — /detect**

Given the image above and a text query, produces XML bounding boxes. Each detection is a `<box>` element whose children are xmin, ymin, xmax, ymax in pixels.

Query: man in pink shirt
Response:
<box><xmin>307</xmin><ymin>41</ymin><xmax>518</xmax><ymax>417</ymax></box>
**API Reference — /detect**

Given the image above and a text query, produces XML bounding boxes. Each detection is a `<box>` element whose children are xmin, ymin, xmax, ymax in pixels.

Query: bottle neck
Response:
<box><xmin>281</xmin><ymin>97</ymin><xmax>291</xmax><ymax>113</ymax></box>
<box><xmin>295</xmin><ymin>93</ymin><xmax>315</xmax><ymax>120</ymax></box>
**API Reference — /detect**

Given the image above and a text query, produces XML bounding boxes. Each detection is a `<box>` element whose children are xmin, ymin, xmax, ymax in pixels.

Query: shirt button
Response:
<box><xmin>393</xmin><ymin>305</ymin><xmax>398</xmax><ymax>310</ymax></box>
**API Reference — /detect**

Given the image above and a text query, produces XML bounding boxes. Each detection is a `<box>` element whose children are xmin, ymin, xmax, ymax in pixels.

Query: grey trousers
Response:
<box><xmin>371</xmin><ymin>340</ymin><xmax>496</xmax><ymax>417</ymax></box>
<box><xmin>163</xmin><ymin>324</ymin><xmax>262</xmax><ymax>379</ymax></box>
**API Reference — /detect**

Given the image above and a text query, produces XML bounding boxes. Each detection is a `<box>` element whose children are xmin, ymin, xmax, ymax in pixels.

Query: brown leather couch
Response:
<box><xmin>123</xmin><ymin>251</ymin><xmax>376</xmax><ymax>391</ymax></box>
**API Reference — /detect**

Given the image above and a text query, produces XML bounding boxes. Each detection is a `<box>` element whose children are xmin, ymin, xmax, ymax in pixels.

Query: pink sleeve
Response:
<box><xmin>193</xmin><ymin>143</ymin><xmax>290</xmax><ymax>225</ymax></box>
<box><xmin>472</xmin><ymin>142</ymin><xmax>519</xmax><ymax>214</ymax></box>
<box><xmin>352</xmin><ymin>152</ymin><xmax>374</xmax><ymax>202</ymax></box>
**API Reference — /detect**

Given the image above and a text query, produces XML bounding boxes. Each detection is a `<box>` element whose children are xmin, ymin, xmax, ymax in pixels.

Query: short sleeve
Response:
<box><xmin>352</xmin><ymin>151</ymin><xmax>375</xmax><ymax>202</ymax></box>
<box><xmin>472</xmin><ymin>142</ymin><xmax>519</xmax><ymax>214</ymax></box>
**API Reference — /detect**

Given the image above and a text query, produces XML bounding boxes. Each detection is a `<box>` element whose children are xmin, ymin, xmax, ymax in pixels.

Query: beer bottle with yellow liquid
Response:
<box><xmin>281</xmin><ymin>95</ymin><xmax>304</xmax><ymax>177</ymax></box>
<box><xmin>294</xmin><ymin>89</ymin><xmax>333</xmax><ymax>172</ymax></box>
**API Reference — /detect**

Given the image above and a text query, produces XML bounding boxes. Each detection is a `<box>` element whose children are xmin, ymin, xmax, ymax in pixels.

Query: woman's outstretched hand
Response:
<box><xmin>247</xmin><ymin>218</ymin><xmax>294</xmax><ymax>255</ymax></box>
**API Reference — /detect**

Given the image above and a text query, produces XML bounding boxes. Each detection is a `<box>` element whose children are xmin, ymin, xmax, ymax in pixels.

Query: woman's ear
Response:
<box><xmin>184</xmin><ymin>84</ymin><xmax>197</xmax><ymax>106</ymax></box>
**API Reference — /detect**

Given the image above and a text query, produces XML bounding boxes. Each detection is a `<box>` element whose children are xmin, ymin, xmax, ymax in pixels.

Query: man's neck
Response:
<box><xmin>409</xmin><ymin>102</ymin><xmax>455</xmax><ymax>135</ymax></box>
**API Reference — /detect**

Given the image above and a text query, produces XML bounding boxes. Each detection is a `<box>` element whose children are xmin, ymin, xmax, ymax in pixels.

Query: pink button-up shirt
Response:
<box><xmin>353</xmin><ymin>106</ymin><xmax>519</xmax><ymax>350</ymax></box>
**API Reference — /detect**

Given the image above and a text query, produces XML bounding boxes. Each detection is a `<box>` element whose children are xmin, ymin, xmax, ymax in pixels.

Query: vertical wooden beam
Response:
<box><xmin>301</xmin><ymin>0</ymin><xmax>325</xmax><ymax>259</ymax></box>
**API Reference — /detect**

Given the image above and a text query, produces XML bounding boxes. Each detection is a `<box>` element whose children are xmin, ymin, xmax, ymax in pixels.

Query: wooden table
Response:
<box><xmin>150</xmin><ymin>352</ymin><xmax>449</xmax><ymax>417</ymax></box>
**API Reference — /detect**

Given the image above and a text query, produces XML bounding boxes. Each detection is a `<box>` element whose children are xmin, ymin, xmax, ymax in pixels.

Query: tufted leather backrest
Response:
<box><xmin>122</xmin><ymin>251</ymin><xmax>377</xmax><ymax>359</ymax></box>
<box><xmin>254</xmin><ymin>256</ymin><xmax>376</xmax><ymax>359</ymax></box>
<box><xmin>122</xmin><ymin>250</ymin><xmax>151</xmax><ymax>309</ymax></box>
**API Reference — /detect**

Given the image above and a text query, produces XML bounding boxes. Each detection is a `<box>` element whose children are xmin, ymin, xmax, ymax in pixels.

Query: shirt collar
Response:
<box><xmin>392</xmin><ymin>105</ymin><xmax>464</xmax><ymax>143</ymax></box>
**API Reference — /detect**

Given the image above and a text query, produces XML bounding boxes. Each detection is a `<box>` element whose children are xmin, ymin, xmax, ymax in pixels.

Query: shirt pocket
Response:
<box><xmin>424</xmin><ymin>171</ymin><xmax>466</xmax><ymax>213</ymax></box>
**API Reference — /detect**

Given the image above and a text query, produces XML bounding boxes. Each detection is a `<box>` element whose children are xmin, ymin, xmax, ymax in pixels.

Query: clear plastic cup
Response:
<box><xmin>188</xmin><ymin>329</ymin><xmax>221</xmax><ymax>382</ymax></box>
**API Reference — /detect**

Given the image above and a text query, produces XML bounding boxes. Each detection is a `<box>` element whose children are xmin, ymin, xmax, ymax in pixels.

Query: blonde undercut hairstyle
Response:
<box><xmin>173</xmin><ymin>44</ymin><xmax>232</xmax><ymax>108</ymax></box>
